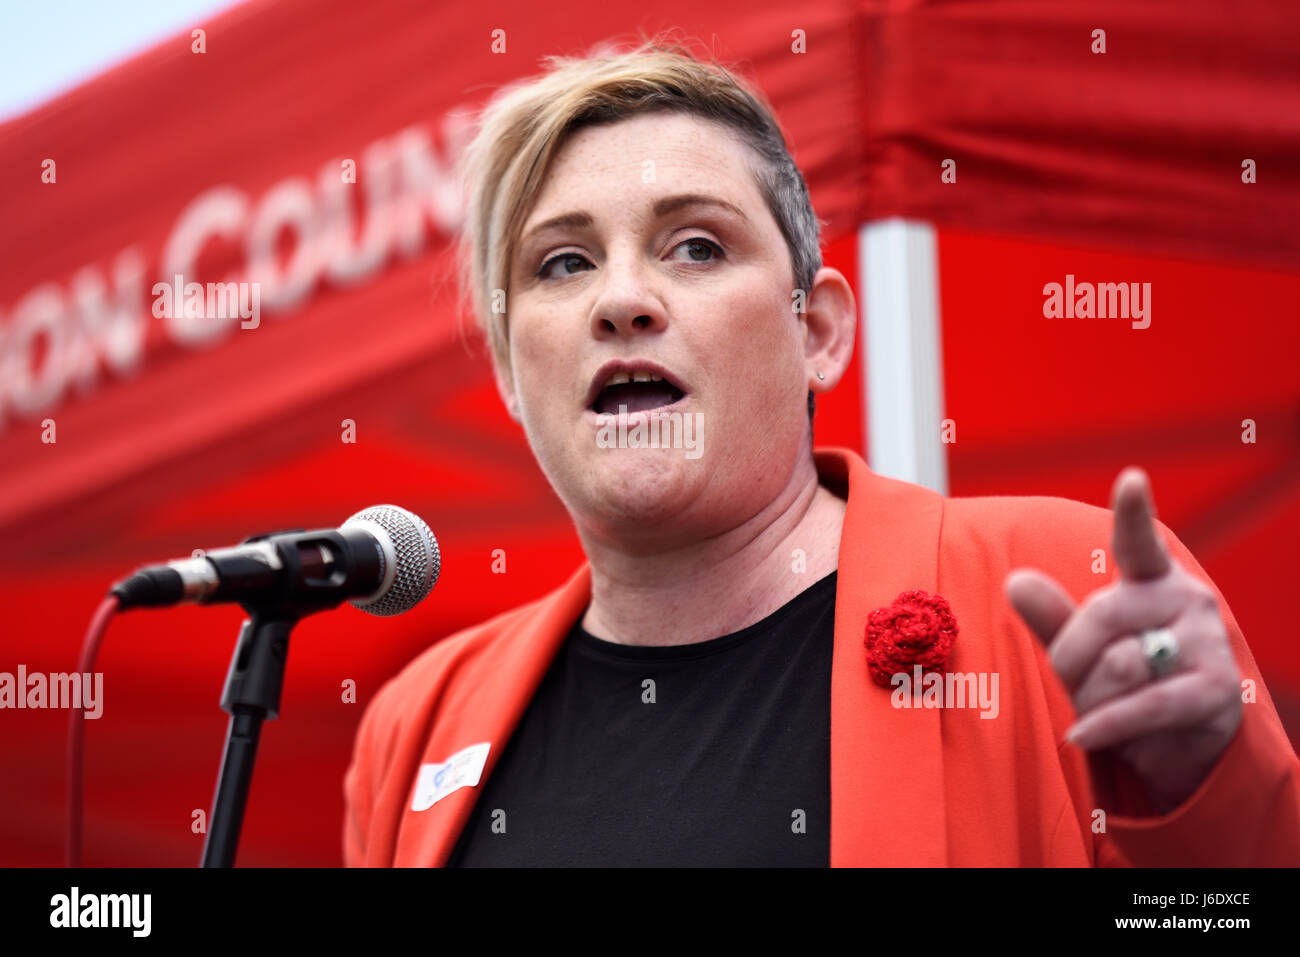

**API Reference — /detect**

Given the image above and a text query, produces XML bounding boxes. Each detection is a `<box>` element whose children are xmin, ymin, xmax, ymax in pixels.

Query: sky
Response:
<box><xmin>0</xmin><ymin>0</ymin><xmax>246</xmax><ymax>122</ymax></box>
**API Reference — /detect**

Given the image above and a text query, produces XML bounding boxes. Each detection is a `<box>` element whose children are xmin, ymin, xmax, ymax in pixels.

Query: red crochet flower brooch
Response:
<box><xmin>864</xmin><ymin>590</ymin><xmax>958</xmax><ymax>688</ymax></box>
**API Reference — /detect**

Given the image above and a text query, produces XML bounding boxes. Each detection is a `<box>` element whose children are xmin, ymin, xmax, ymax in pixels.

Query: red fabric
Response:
<box><xmin>344</xmin><ymin>448</ymin><xmax>1300</xmax><ymax>866</ymax></box>
<box><xmin>936</xmin><ymin>230</ymin><xmax>1300</xmax><ymax>709</ymax></box>
<box><xmin>859</xmin><ymin>0</ymin><xmax>1300</xmax><ymax>270</ymax></box>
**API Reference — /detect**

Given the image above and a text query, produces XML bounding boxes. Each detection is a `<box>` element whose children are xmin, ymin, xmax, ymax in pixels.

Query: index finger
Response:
<box><xmin>1111</xmin><ymin>466</ymin><xmax>1172</xmax><ymax>582</ymax></box>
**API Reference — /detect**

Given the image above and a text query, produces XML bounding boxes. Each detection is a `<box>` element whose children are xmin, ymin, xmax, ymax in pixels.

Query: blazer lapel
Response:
<box><xmin>394</xmin><ymin>564</ymin><xmax>592</xmax><ymax>867</ymax></box>
<box><xmin>819</xmin><ymin>447</ymin><xmax>949</xmax><ymax>866</ymax></box>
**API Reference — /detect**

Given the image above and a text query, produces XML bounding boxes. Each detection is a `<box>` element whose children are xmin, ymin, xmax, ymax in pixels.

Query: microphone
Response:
<box><xmin>109</xmin><ymin>504</ymin><xmax>440</xmax><ymax>617</ymax></box>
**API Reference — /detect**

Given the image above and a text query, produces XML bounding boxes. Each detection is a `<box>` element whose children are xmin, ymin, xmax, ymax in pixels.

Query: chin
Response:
<box><xmin>576</xmin><ymin>448</ymin><xmax>706</xmax><ymax>529</ymax></box>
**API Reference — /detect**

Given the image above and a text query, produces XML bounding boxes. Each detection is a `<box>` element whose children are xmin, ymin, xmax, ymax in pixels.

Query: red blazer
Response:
<box><xmin>344</xmin><ymin>447</ymin><xmax>1300</xmax><ymax>866</ymax></box>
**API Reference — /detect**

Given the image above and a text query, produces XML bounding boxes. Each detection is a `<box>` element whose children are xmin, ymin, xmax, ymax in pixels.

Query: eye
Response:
<box><xmin>537</xmin><ymin>252</ymin><xmax>592</xmax><ymax>280</ymax></box>
<box><xmin>670</xmin><ymin>237</ymin><xmax>724</xmax><ymax>263</ymax></box>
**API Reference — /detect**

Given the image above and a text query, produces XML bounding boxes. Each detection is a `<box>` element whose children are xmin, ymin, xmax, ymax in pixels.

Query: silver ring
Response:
<box><xmin>1140</xmin><ymin>627</ymin><xmax>1182</xmax><ymax>680</ymax></box>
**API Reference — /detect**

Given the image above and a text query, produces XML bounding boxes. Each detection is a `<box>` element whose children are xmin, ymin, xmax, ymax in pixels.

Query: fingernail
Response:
<box><xmin>1065</xmin><ymin>724</ymin><xmax>1086</xmax><ymax>746</ymax></box>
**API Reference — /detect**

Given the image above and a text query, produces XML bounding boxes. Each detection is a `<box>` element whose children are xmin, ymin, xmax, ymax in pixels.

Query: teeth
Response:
<box><xmin>599</xmin><ymin>369</ymin><xmax>671</xmax><ymax>391</ymax></box>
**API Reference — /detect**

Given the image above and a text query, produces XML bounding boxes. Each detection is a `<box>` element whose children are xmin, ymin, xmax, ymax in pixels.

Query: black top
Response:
<box><xmin>445</xmin><ymin>570</ymin><xmax>837</xmax><ymax>867</ymax></box>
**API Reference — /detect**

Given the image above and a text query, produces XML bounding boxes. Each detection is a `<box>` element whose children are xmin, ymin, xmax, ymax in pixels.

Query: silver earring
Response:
<box><xmin>816</xmin><ymin>371</ymin><xmax>826</xmax><ymax>381</ymax></box>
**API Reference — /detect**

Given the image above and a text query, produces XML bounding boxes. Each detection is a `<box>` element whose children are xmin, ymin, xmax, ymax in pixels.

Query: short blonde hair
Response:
<box><xmin>457</xmin><ymin>36</ymin><xmax>823</xmax><ymax>387</ymax></box>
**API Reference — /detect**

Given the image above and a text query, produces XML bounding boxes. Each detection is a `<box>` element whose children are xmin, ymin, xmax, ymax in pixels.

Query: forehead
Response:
<box><xmin>526</xmin><ymin>111</ymin><xmax>764</xmax><ymax>219</ymax></box>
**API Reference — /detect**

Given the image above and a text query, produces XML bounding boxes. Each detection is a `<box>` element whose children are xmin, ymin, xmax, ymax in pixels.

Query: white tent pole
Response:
<box><xmin>857</xmin><ymin>218</ymin><xmax>948</xmax><ymax>494</ymax></box>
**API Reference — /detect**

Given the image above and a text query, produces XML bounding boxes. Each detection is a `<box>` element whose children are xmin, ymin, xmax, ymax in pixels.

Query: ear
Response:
<box><xmin>800</xmin><ymin>266</ymin><xmax>856</xmax><ymax>392</ymax></box>
<box><xmin>491</xmin><ymin>355</ymin><xmax>522</xmax><ymax>424</ymax></box>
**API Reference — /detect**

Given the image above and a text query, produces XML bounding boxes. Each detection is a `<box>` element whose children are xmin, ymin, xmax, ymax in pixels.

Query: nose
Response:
<box><xmin>588</xmin><ymin>250</ymin><xmax>668</xmax><ymax>341</ymax></box>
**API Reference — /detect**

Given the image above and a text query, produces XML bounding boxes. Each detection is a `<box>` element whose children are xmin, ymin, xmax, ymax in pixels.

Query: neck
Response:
<box><xmin>578</xmin><ymin>454</ymin><xmax>846</xmax><ymax>646</ymax></box>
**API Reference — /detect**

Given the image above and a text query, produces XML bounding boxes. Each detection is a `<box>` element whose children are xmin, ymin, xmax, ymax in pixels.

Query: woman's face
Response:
<box><xmin>504</xmin><ymin>111</ymin><xmax>815</xmax><ymax>546</ymax></box>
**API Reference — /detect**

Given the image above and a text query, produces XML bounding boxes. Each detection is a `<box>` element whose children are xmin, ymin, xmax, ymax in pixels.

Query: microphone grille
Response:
<box><xmin>342</xmin><ymin>505</ymin><xmax>440</xmax><ymax>617</ymax></box>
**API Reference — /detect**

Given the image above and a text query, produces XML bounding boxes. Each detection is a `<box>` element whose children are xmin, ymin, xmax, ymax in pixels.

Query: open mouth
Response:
<box><xmin>593</xmin><ymin>375</ymin><xmax>685</xmax><ymax>415</ymax></box>
<box><xmin>587</xmin><ymin>364</ymin><xmax>688</xmax><ymax>415</ymax></box>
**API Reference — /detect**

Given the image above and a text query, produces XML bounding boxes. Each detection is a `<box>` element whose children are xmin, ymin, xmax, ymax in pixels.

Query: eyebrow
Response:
<box><xmin>519</xmin><ymin>193</ymin><xmax>750</xmax><ymax>247</ymax></box>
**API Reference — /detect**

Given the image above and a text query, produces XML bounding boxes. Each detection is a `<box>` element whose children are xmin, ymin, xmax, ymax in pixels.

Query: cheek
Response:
<box><xmin>509</xmin><ymin>312</ymin><xmax>556</xmax><ymax>384</ymax></box>
<box><xmin>508</xmin><ymin>314</ymin><xmax>581</xmax><ymax>433</ymax></box>
<box><xmin>711</xmin><ymin>287</ymin><xmax>804</xmax><ymax>390</ymax></box>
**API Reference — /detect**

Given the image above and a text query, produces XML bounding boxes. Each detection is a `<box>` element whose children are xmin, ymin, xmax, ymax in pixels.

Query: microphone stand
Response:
<box><xmin>194</xmin><ymin>524</ymin><xmax>384</xmax><ymax>867</ymax></box>
<box><xmin>200</xmin><ymin>610</ymin><xmax>298</xmax><ymax>867</ymax></box>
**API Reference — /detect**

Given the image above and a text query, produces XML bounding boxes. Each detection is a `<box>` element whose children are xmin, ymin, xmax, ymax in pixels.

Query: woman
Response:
<box><xmin>344</xmin><ymin>41</ymin><xmax>1299</xmax><ymax>866</ymax></box>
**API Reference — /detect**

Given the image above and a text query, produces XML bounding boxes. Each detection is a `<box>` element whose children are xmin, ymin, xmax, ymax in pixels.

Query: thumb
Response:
<box><xmin>1005</xmin><ymin>568</ymin><xmax>1076</xmax><ymax>646</ymax></box>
